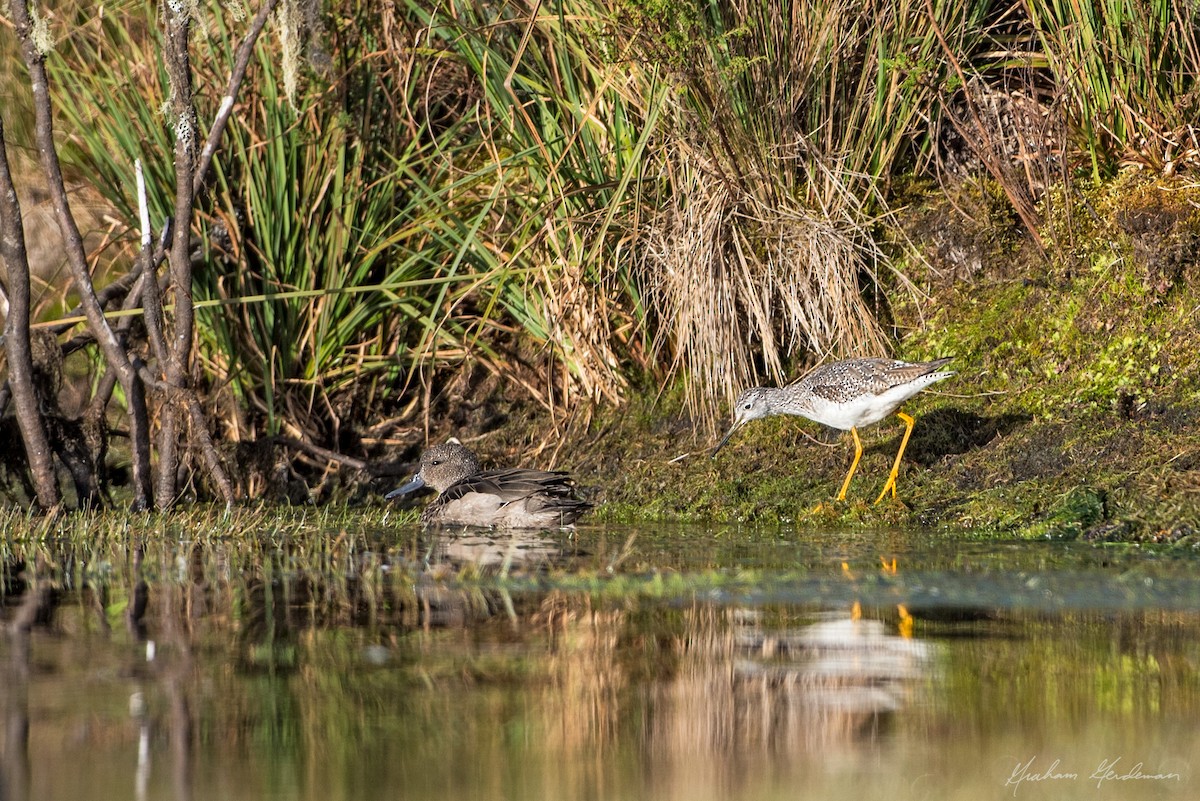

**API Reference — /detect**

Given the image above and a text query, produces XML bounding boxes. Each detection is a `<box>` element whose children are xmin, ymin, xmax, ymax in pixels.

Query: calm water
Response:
<box><xmin>1</xmin><ymin>521</ymin><xmax>1197</xmax><ymax>800</ymax></box>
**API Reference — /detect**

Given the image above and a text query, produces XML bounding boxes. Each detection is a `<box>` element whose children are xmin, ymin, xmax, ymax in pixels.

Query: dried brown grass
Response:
<box><xmin>644</xmin><ymin>148</ymin><xmax>900</xmax><ymax>429</ymax></box>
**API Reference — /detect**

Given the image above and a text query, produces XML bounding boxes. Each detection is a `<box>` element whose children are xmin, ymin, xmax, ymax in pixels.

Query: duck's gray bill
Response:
<box><xmin>710</xmin><ymin>424</ymin><xmax>740</xmax><ymax>457</ymax></box>
<box><xmin>385</xmin><ymin>475</ymin><xmax>425</xmax><ymax>500</ymax></box>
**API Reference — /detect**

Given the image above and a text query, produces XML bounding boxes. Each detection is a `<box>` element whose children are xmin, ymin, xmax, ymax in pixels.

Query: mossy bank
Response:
<box><xmin>472</xmin><ymin>173</ymin><xmax>1200</xmax><ymax>542</ymax></box>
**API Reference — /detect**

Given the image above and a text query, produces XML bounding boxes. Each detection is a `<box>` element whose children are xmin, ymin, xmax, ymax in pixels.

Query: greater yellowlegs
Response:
<box><xmin>712</xmin><ymin>357</ymin><xmax>954</xmax><ymax>503</ymax></box>
<box><xmin>386</xmin><ymin>442</ymin><xmax>592</xmax><ymax>528</ymax></box>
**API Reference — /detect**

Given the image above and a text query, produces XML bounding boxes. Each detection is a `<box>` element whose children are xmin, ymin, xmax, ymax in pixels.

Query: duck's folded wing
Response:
<box><xmin>434</xmin><ymin>468</ymin><xmax>577</xmax><ymax>503</ymax></box>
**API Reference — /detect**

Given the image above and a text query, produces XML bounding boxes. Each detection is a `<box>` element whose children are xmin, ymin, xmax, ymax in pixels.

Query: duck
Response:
<box><xmin>386</xmin><ymin>441</ymin><xmax>592</xmax><ymax>528</ymax></box>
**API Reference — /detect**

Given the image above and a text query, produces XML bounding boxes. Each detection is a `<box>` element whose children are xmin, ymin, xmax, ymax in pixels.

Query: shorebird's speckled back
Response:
<box><xmin>795</xmin><ymin>358</ymin><xmax>950</xmax><ymax>405</ymax></box>
<box><xmin>771</xmin><ymin>357</ymin><xmax>954</xmax><ymax>429</ymax></box>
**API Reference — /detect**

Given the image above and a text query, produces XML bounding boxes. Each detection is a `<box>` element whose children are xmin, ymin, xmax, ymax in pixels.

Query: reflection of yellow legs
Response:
<box><xmin>835</xmin><ymin>426</ymin><xmax>864</xmax><ymax>501</ymax></box>
<box><xmin>875</xmin><ymin>412</ymin><xmax>916</xmax><ymax>504</ymax></box>
<box><xmin>849</xmin><ymin>601</ymin><xmax>913</xmax><ymax>637</ymax></box>
<box><xmin>846</xmin><ymin>560</ymin><xmax>913</xmax><ymax>636</ymax></box>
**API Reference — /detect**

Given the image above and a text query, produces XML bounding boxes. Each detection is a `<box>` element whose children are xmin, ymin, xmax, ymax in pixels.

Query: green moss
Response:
<box><xmin>1021</xmin><ymin>487</ymin><xmax>1108</xmax><ymax>540</ymax></box>
<box><xmin>891</xmin><ymin>174</ymin><xmax>1200</xmax><ymax>537</ymax></box>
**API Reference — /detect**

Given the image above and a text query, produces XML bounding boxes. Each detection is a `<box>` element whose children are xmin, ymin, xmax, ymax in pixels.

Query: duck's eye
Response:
<box><xmin>430</xmin><ymin>459</ymin><xmax>441</xmax><ymax>466</ymax></box>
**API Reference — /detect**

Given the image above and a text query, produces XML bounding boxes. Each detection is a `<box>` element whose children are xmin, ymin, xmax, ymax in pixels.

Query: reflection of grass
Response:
<box><xmin>3</xmin><ymin>508</ymin><xmax>1198</xmax><ymax>607</ymax></box>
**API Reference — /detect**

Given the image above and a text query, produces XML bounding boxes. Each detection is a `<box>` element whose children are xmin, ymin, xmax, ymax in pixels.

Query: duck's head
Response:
<box><xmin>386</xmin><ymin>441</ymin><xmax>483</xmax><ymax>498</ymax></box>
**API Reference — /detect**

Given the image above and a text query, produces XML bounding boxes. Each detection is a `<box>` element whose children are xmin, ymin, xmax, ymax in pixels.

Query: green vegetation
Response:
<box><xmin>1023</xmin><ymin>0</ymin><xmax>1200</xmax><ymax>178</ymax></box>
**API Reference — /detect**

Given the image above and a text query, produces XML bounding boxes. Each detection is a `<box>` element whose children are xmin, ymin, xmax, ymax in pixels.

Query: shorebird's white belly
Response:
<box><xmin>803</xmin><ymin>382</ymin><xmax>933</xmax><ymax>430</ymax></box>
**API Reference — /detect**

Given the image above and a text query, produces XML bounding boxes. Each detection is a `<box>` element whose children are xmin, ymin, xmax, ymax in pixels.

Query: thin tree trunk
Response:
<box><xmin>11</xmin><ymin>0</ymin><xmax>153</xmax><ymax>509</ymax></box>
<box><xmin>150</xmin><ymin>6</ymin><xmax>199</xmax><ymax>507</ymax></box>
<box><xmin>0</xmin><ymin>117</ymin><xmax>60</xmax><ymax>509</ymax></box>
<box><xmin>143</xmin><ymin>0</ymin><xmax>276</xmax><ymax>507</ymax></box>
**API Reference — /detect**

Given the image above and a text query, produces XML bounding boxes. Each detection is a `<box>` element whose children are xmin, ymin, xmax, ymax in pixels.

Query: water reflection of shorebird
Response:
<box><xmin>386</xmin><ymin>441</ymin><xmax>592</xmax><ymax>528</ymax></box>
<box><xmin>734</xmin><ymin>613</ymin><xmax>931</xmax><ymax>713</ymax></box>
<box><xmin>712</xmin><ymin>357</ymin><xmax>955</xmax><ymax>502</ymax></box>
<box><xmin>651</xmin><ymin>606</ymin><xmax>934</xmax><ymax>769</ymax></box>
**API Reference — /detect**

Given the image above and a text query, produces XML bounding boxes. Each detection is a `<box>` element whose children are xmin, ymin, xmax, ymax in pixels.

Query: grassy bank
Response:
<box><xmin>452</xmin><ymin>173</ymin><xmax>1200</xmax><ymax>541</ymax></box>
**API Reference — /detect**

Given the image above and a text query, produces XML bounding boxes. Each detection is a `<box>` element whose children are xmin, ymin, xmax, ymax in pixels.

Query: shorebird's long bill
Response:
<box><xmin>710</xmin><ymin>421</ymin><xmax>743</xmax><ymax>457</ymax></box>
<box><xmin>385</xmin><ymin>475</ymin><xmax>425</xmax><ymax>500</ymax></box>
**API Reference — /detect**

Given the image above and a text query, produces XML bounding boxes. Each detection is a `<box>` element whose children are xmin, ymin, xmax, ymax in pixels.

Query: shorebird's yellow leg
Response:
<box><xmin>897</xmin><ymin>604</ymin><xmax>914</xmax><ymax>638</ymax></box>
<box><xmin>875</xmin><ymin>412</ymin><xmax>916</xmax><ymax>503</ymax></box>
<box><xmin>836</xmin><ymin>426</ymin><xmax>864</xmax><ymax>501</ymax></box>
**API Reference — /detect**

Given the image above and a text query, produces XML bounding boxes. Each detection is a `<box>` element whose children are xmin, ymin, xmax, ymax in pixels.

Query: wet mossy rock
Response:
<box><xmin>1111</xmin><ymin>187</ymin><xmax>1200</xmax><ymax>297</ymax></box>
<box><xmin>890</xmin><ymin>174</ymin><xmax>1200</xmax><ymax>538</ymax></box>
<box><xmin>896</xmin><ymin>177</ymin><xmax>1030</xmax><ymax>283</ymax></box>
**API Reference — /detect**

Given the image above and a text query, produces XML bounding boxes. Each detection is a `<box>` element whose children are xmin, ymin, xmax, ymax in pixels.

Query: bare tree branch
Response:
<box><xmin>8</xmin><ymin>0</ymin><xmax>279</xmax><ymax>511</ymax></box>
<box><xmin>152</xmin><ymin>0</ymin><xmax>280</xmax><ymax>506</ymax></box>
<box><xmin>10</xmin><ymin>0</ymin><xmax>154</xmax><ymax>508</ymax></box>
<box><xmin>0</xmin><ymin>115</ymin><xmax>60</xmax><ymax>509</ymax></box>
<box><xmin>150</xmin><ymin>1</ymin><xmax>201</xmax><ymax>507</ymax></box>
<box><xmin>194</xmin><ymin>0</ymin><xmax>280</xmax><ymax>192</ymax></box>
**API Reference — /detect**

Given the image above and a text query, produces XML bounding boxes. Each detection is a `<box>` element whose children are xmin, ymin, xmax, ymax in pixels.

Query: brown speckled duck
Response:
<box><xmin>386</xmin><ymin>442</ymin><xmax>592</xmax><ymax>529</ymax></box>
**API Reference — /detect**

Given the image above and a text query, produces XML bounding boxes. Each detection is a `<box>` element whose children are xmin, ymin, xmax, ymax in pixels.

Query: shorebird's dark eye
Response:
<box><xmin>430</xmin><ymin>459</ymin><xmax>441</xmax><ymax>466</ymax></box>
<box><xmin>742</xmin><ymin>403</ymin><xmax>752</xmax><ymax>410</ymax></box>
